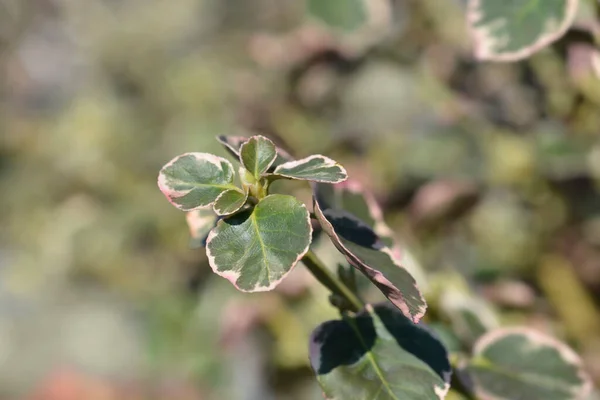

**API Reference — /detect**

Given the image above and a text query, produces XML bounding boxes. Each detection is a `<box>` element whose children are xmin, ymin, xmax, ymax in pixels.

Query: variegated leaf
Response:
<box><xmin>213</xmin><ymin>189</ymin><xmax>248</xmax><ymax>216</ymax></box>
<box><xmin>158</xmin><ymin>153</ymin><xmax>236</xmax><ymax>211</ymax></box>
<box><xmin>468</xmin><ymin>0</ymin><xmax>579</xmax><ymax>62</ymax></box>
<box><xmin>239</xmin><ymin>135</ymin><xmax>277</xmax><ymax>179</ymax></box>
<box><xmin>186</xmin><ymin>208</ymin><xmax>219</xmax><ymax>249</ymax></box>
<box><xmin>313</xmin><ymin>183</ymin><xmax>427</xmax><ymax>323</ymax></box>
<box><xmin>216</xmin><ymin>135</ymin><xmax>294</xmax><ymax>170</ymax></box>
<box><xmin>206</xmin><ymin>194</ymin><xmax>312</xmax><ymax>292</ymax></box>
<box><xmin>272</xmin><ymin>155</ymin><xmax>348</xmax><ymax>184</ymax></box>
<box><xmin>466</xmin><ymin>328</ymin><xmax>592</xmax><ymax>400</ymax></box>
<box><xmin>321</xmin><ymin>181</ymin><xmax>429</xmax><ymax>291</ymax></box>
<box><xmin>310</xmin><ymin>303</ymin><xmax>451</xmax><ymax>400</ymax></box>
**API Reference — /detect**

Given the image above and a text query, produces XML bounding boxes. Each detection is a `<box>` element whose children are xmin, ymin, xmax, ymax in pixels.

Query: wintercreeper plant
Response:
<box><xmin>158</xmin><ymin>135</ymin><xmax>593</xmax><ymax>400</ymax></box>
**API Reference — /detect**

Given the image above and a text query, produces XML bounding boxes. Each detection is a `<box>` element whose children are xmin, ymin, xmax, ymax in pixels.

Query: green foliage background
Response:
<box><xmin>0</xmin><ymin>0</ymin><xmax>599</xmax><ymax>398</ymax></box>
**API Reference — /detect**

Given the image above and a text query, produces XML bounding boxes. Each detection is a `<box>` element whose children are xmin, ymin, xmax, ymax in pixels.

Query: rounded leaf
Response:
<box><xmin>466</xmin><ymin>328</ymin><xmax>592</xmax><ymax>400</ymax></box>
<box><xmin>158</xmin><ymin>153</ymin><xmax>235</xmax><ymax>211</ymax></box>
<box><xmin>216</xmin><ymin>135</ymin><xmax>294</xmax><ymax>171</ymax></box>
<box><xmin>213</xmin><ymin>189</ymin><xmax>248</xmax><ymax>216</ymax></box>
<box><xmin>239</xmin><ymin>135</ymin><xmax>278</xmax><ymax>179</ymax></box>
<box><xmin>206</xmin><ymin>194</ymin><xmax>312</xmax><ymax>292</ymax></box>
<box><xmin>273</xmin><ymin>155</ymin><xmax>348</xmax><ymax>184</ymax></box>
<box><xmin>468</xmin><ymin>0</ymin><xmax>579</xmax><ymax>62</ymax></box>
<box><xmin>310</xmin><ymin>303</ymin><xmax>451</xmax><ymax>399</ymax></box>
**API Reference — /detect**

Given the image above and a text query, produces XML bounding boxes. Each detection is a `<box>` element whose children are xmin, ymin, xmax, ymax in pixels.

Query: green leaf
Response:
<box><xmin>206</xmin><ymin>194</ymin><xmax>312</xmax><ymax>292</ymax></box>
<box><xmin>158</xmin><ymin>153</ymin><xmax>236</xmax><ymax>211</ymax></box>
<box><xmin>468</xmin><ymin>0</ymin><xmax>579</xmax><ymax>61</ymax></box>
<box><xmin>216</xmin><ymin>135</ymin><xmax>294</xmax><ymax>171</ymax></box>
<box><xmin>186</xmin><ymin>208</ymin><xmax>219</xmax><ymax>249</ymax></box>
<box><xmin>213</xmin><ymin>189</ymin><xmax>248</xmax><ymax>216</ymax></box>
<box><xmin>307</xmin><ymin>0</ymin><xmax>368</xmax><ymax>32</ymax></box>
<box><xmin>319</xmin><ymin>181</ymin><xmax>429</xmax><ymax>291</ymax></box>
<box><xmin>466</xmin><ymin>328</ymin><xmax>592</xmax><ymax>400</ymax></box>
<box><xmin>239</xmin><ymin>135</ymin><xmax>278</xmax><ymax>179</ymax></box>
<box><xmin>310</xmin><ymin>303</ymin><xmax>451</xmax><ymax>400</ymax></box>
<box><xmin>313</xmin><ymin>183</ymin><xmax>427</xmax><ymax>323</ymax></box>
<box><xmin>272</xmin><ymin>155</ymin><xmax>348</xmax><ymax>184</ymax></box>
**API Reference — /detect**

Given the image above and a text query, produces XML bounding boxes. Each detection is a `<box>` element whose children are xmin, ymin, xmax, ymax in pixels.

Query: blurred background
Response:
<box><xmin>1</xmin><ymin>0</ymin><xmax>600</xmax><ymax>399</ymax></box>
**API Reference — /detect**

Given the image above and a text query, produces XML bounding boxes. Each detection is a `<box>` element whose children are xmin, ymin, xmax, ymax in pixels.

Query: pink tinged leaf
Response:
<box><xmin>158</xmin><ymin>152</ymin><xmax>236</xmax><ymax>211</ymax></box>
<box><xmin>313</xmin><ymin>183</ymin><xmax>427</xmax><ymax>323</ymax></box>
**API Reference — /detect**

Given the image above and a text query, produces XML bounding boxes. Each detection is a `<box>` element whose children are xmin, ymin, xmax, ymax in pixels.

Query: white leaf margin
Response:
<box><xmin>467</xmin><ymin>0</ymin><xmax>580</xmax><ymax>62</ymax></box>
<box><xmin>238</xmin><ymin>135</ymin><xmax>278</xmax><ymax>178</ymax></box>
<box><xmin>157</xmin><ymin>152</ymin><xmax>235</xmax><ymax>211</ymax></box>
<box><xmin>471</xmin><ymin>327</ymin><xmax>593</xmax><ymax>400</ymax></box>
<box><xmin>273</xmin><ymin>155</ymin><xmax>348</xmax><ymax>183</ymax></box>
<box><xmin>205</xmin><ymin>195</ymin><xmax>313</xmax><ymax>292</ymax></box>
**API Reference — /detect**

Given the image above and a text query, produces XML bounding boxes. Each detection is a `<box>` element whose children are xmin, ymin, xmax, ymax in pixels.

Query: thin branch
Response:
<box><xmin>301</xmin><ymin>250</ymin><xmax>364</xmax><ymax>312</ymax></box>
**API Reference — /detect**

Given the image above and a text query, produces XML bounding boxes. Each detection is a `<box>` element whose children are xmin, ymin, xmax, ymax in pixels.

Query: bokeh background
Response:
<box><xmin>1</xmin><ymin>0</ymin><xmax>600</xmax><ymax>399</ymax></box>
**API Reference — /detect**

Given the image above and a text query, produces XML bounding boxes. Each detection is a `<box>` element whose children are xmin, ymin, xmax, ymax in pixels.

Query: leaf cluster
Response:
<box><xmin>159</xmin><ymin>136</ymin><xmax>593</xmax><ymax>399</ymax></box>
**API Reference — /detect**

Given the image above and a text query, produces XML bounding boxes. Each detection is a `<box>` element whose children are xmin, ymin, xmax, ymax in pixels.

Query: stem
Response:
<box><xmin>301</xmin><ymin>250</ymin><xmax>364</xmax><ymax>312</ymax></box>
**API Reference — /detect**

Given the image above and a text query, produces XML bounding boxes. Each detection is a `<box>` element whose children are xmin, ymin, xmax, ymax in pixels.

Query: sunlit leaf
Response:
<box><xmin>310</xmin><ymin>303</ymin><xmax>451</xmax><ymax>399</ymax></box>
<box><xmin>272</xmin><ymin>155</ymin><xmax>348</xmax><ymax>184</ymax></box>
<box><xmin>213</xmin><ymin>189</ymin><xmax>248</xmax><ymax>216</ymax></box>
<box><xmin>313</xmin><ymin>183</ymin><xmax>427</xmax><ymax>323</ymax></box>
<box><xmin>216</xmin><ymin>135</ymin><xmax>294</xmax><ymax>170</ymax></box>
<box><xmin>239</xmin><ymin>135</ymin><xmax>277</xmax><ymax>179</ymax></box>
<box><xmin>467</xmin><ymin>0</ymin><xmax>579</xmax><ymax>61</ymax></box>
<box><xmin>466</xmin><ymin>328</ymin><xmax>592</xmax><ymax>400</ymax></box>
<box><xmin>158</xmin><ymin>153</ymin><xmax>236</xmax><ymax>211</ymax></box>
<box><xmin>206</xmin><ymin>194</ymin><xmax>312</xmax><ymax>292</ymax></box>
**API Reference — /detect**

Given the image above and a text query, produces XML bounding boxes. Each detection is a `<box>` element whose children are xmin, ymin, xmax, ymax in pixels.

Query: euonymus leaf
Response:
<box><xmin>158</xmin><ymin>153</ymin><xmax>236</xmax><ymax>211</ymax></box>
<box><xmin>213</xmin><ymin>189</ymin><xmax>248</xmax><ymax>216</ymax></box>
<box><xmin>313</xmin><ymin>183</ymin><xmax>427</xmax><ymax>323</ymax></box>
<box><xmin>466</xmin><ymin>328</ymin><xmax>592</xmax><ymax>400</ymax></box>
<box><xmin>216</xmin><ymin>135</ymin><xmax>294</xmax><ymax>170</ymax></box>
<box><xmin>310</xmin><ymin>303</ymin><xmax>451</xmax><ymax>400</ymax></box>
<box><xmin>273</xmin><ymin>155</ymin><xmax>348</xmax><ymax>184</ymax></box>
<box><xmin>307</xmin><ymin>0</ymin><xmax>368</xmax><ymax>32</ymax></box>
<box><xmin>186</xmin><ymin>208</ymin><xmax>219</xmax><ymax>249</ymax></box>
<box><xmin>239</xmin><ymin>135</ymin><xmax>278</xmax><ymax>179</ymax></box>
<box><xmin>206</xmin><ymin>194</ymin><xmax>311</xmax><ymax>292</ymax></box>
<box><xmin>322</xmin><ymin>181</ymin><xmax>396</xmax><ymax>248</ymax></box>
<box><xmin>467</xmin><ymin>0</ymin><xmax>579</xmax><ymax>61</ymax></box>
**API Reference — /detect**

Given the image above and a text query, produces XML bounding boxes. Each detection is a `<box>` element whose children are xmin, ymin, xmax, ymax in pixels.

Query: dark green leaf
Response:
<box><xmin>206</xmin><ymin>194</ymin><xmax>312</xmax><ymax>292</ymax></box>
<box><xmin>310</xmin><ymin>303</ymin><xmax>451</xmax><ymax>399</ymax></box>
